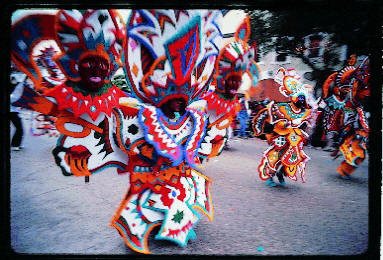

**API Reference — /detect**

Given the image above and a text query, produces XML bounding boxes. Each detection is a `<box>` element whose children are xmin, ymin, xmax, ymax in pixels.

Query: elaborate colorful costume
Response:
<box><xmin>319</xmin><ymin>57</ymin><xmax>358</xmax><ymax>151</ymax></box>
<box><xmin>320</xmin><ymin>57</ymin><xmax>370</xmax><ymax>178</ymax></box>
<box><xmin>197</xmin><ymin>16</ymin><xmax>260</xmax><ymax>159</ymax></box>
<box><xmin>252</xmin><ymin>68</ymin><xmax>311</xmax><ymax>186</ymax></box>
<box><xmin>11</xmin><ymin>9</ymin><xmax>223</xmax><ymax>254</ymax></box>
<box><xmin>12</xmin><ymin>9</ymin><xmax>127</xmax><ymax>147</ymax></box>
<box><xmin>112</xmin><ymin>10</ymin><xmax>223</xmax><ymax>253</ymax></box>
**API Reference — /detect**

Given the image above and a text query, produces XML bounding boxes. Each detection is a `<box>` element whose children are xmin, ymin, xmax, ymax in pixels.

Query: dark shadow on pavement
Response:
<box><xmin>326</xmin><ymin>173</ymin><xmax>368</xmax><ymax>187</ymax></box>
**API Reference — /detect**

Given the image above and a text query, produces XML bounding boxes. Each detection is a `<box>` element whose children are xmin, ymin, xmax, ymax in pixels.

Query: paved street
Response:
<box><xmin>10</xmin><ymin>114</ymin><xmax>369</xmax><ymax>255</ymax></box>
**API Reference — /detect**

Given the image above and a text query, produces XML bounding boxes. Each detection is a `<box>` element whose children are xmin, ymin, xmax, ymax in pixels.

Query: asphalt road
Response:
<box><xmin>9</xmin><ymin>114</ymin><xmax>369</xmax><ymax>256</ymax></box>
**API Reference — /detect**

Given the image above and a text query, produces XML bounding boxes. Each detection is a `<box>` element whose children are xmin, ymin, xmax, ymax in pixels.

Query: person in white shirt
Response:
<box><xmin>10</xmin><ymin>71</ymin><xmax>26</xmax><ymax>151</ymax></box>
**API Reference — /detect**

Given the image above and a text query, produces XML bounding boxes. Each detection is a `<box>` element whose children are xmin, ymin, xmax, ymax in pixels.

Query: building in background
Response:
<box><xmin>221</xmin><ymin>10</ymin><xmax>259</xmax><ymax>97</ymax></box>
<box><xmin>253</xmin><ymin>50</ymin><xmax>315</xmax><ymax>101</ymax></box>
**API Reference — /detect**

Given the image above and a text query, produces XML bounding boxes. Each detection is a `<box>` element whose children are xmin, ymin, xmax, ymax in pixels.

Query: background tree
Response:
<box><xmin>245</xmin><ymin>1</ymin><xmax>378</xmax><ymax>97</ymax></box>
<box><xmin>111</xmin><ymin>74</ymin><xmax>130</xmax><ymax>94</ymax></box>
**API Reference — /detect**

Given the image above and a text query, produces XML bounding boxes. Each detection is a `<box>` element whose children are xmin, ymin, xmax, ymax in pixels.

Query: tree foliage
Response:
<box><xmin>246</xmin><ymin>4</ymin><xmax>375</xmax><ymax>58</ymax></box>
<box><xmin>244</xmin><ymin>2</ymin><xmax>377</xmax><ymax>93</ymax></box>
<box><xmin>111</xmin><ymin>74</ymin><xmax>131</xmax><ymax>94</ymax></box>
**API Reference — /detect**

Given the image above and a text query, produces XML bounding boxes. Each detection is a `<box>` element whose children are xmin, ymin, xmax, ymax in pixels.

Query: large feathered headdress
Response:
<box><xmin>122</xmin><ymin>10</ymin><xmax>223</xmax><ymax>107</ymax></box>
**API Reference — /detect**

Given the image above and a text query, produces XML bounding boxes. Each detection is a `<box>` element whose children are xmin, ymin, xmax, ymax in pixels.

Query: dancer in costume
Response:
<box><xmin>11</xmin><ymin>9</ymin><xmax>223</xmax><ymax>254</ymax></box>
<box><xmin>11</xmin><ymin>9</ymin><xmax>128</xmax><ymax>174</ymax></box>
<box><xmin>318</xmin><ymin>55</ymin><xmax>358</xmax><ymax>153</ymax></box>
<box><xmin>196</xmin><ymin>15</ymin><xmax>260</xmax><ymax>160</ymax></box>
<box><xmin>323</xmin><ymin>57</ymin><xmax>370</xmax><ymax>179</ymax></box>
<box><xmin>252</xmin><ymin>68</ymin><xmax>311</xmax><ymax>186</ymax></box>
<box><xmin>111</xmin><ymin>10</ymin><xmax>223</xmax><ymax>253</ymax></box>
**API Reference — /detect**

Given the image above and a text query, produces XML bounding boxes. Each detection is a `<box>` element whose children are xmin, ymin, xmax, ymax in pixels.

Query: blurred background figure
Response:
<box><xmin>320</xmin><ymin>56</ymin><xmax>370</xmax><ymax>180</ymax></box>
<box><xmin>303</xmin><ymin>83</ymin><xmax>320</xmax><ymax>146</ymax></box>
<box><xmin>236</xmin><ymin>94</ymin><xmax>250</xmax><ymax>138</ymax></box>
<box><xmin>10</xmin><ymin>67</ymin><xmax>26</xmax><ymax>151</ymax></box>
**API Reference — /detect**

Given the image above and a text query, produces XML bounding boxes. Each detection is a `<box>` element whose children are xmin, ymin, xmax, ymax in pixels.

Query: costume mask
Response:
<box><xmin>276</xmin><ymin>67</ymin><xmax>309</xmax><ymax>108</ymax></box>
<box><xmin>78</xmin><ymin>55</ymin><xmax>110</xmax><ymax>91</ymax></box>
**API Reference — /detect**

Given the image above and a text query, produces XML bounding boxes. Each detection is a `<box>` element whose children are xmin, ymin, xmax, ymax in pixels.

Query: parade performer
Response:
<box><xmin>323</xmin><ymin>57</ymin><xmax>370</xmax><ymax>179</ymax></box>
<box><xmin>11</xmin><ymin>9</ymin><xmax>223</xmax><ymax>254</ymax></box>
<box><xmin>196</xmin><ymin>15</ymin><xmax>260</xmax><ymax>160</ymax></box>
<box><xmin>252</xmin><ymin>68</ymin><xmax>311</xmax><ymax>186</ymax></box>
<box><xmin>112</xmin><ymin>10</ymin><xmax>223</xmax><ymax>253</ymax></box>
<box><xmin>11</xmin><ymin>9</ymin><xmax>127</xmax><ymax>171</ymax></box>
<box><xmin>318</xmin><ymin>55</ymin><xmax>358</xmax><ymax>152</ymax></box>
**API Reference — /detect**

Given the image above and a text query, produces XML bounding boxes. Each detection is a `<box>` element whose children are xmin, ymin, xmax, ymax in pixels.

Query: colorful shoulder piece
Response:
<box><xmin>11</xmin><ymin>14</ymin><xmax>57</xmax><ymax>92</ymax></box>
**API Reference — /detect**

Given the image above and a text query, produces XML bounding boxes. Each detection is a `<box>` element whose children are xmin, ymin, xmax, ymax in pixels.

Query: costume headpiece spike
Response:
<box><xmin>277</xmin><ymin>67</ymin><xmax>286</xmax><ymax>77</ymax></box>
<box><xmin>322</xmin><ymin>72</ymin><xmax>338</xmax><ymax>99</ymax></box>
<box><xmin>234</xmin><ymin>14</ymin><xmax>251</xmax><ymax>42</ymax></box>
<box><xmin>351</xmin><ymin>56</ymin><xmax>370</xmax><ymax>101</ymax></box>
<box><xmin>354</xmin><ymin>56</ymin><xmax>369</xmax><ymax>87</ymax></box>
<box><xmin>336</xmin><ymin>66</ymin><xmax>356</xmax><ymax>86</ymax></box>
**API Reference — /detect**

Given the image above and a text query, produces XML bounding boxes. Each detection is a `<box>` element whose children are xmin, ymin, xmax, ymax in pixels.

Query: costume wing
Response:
<box><xmin>252</xmin><ymin>107</ymin><xmax>270</xmax><ymax>136</ymax></box>
<box><xmin>11</xmin><ymin>14</ymin><xmax>57</xmax><ymax>91</ymax></box>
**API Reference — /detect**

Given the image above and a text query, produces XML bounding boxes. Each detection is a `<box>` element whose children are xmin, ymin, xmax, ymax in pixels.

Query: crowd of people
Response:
<box><xmin>10</xmin><ymin>9</ymin><xmax>369</xmax><ymax>254</ymax></box>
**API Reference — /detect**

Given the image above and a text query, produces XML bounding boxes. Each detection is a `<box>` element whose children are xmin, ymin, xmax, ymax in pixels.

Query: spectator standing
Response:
<box><xmin>237</xmin><ymin>95</ymin><xmax>250</xmax><ymax>138</ymax></box>
<box><xmin>10</xmin><ymin>72</ymin><xmax>26</xmax><ymax>151</ymax></box>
